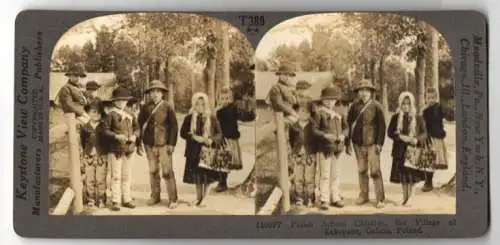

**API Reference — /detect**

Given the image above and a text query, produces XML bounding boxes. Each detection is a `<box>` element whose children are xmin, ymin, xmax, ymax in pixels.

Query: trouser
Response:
<box><xmin>145</xmin><ymin>145</ymin><xmax>178</xmax><ymax>203</ymax></box>
<box><xmin>109</xmin><ymin>153</ymin><xmax>133</xmax><ymax>204</ymax></box>
<box><xmin>353</xmin><ymin>144</ymin><xmax>385</xmax><ymax>202</ymax></box>
<box><xmin>219</xmin><ymin>172</ymin><xmax>228</xmax><ymax>186</ymax></box>
<box><xmin>424</xmin><ymin>171</ymin><xmax>434</xmax><ymax>185</ymax></box>
<box><xmin>105</xmin><ymin>160</ymin><xmax>112</xmax><ymax>204</ymax></box>
<box><xmin>318</xmin><ymin>153</ymin><xmax>342</xmax><ymax>203</ymax></box>
<box><xmin>293</xmin><ymin>154</ymin><xmax>316</xmax><ymax>201</ymax></box>
<box><xmin>83</xmin><ymin>154</ymin><xmax>107</xmax><ymax>205</ymax></box>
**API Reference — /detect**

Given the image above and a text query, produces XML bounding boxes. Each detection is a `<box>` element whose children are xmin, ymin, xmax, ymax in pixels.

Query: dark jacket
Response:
<box><xmin>268</xmin><ymin>81</ymin><xmax>298</xmax><ymax>116</ymax></box>
<box><xmin>180</xmin><ymin>113</ymin><xmax>222</xmax><ymax>159</ymax></box>
<box><xmin>347</xmin><ymin>99</ymin><xmax>386</xmax><ymax>146</ymax></box>
<box><xmin>57</xmin><ymin>80</ymin><xmax>87</xmax><ymax>116</ymax></box>
<box><xmin>138</xmin><ymin>100</ymin><xmax>178</xmax><ymax>147</ymax></box>
<box><xmin>216</xmin><ymin>102</ymin><xmax>256</xmax><ymax>139</ymax></box>
<box><xmin>311</xmin><ymin>106</ymin><xmax>349</xmax><ymax>156</ymax></box>
<box><xmin>387</xmin><ymin>113</ymin><xmax>428</xmax><ymax>159</ymax></box>
<box><xmin>80</xmin><ymin>121</ymin><xmax>107</xmax><ymax>156</ymax></box>
<box><xmin>102</xmin><ymin>107</ymin><xmax>140</xmax><ymax>156</ymax></box>
<box><xmin>422</xmin><ymin>103</ymin><xmax>446</xmax><ymax>139</ymax></box>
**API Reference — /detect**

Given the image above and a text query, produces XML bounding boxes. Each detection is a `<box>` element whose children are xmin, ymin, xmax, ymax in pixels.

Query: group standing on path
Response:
<box><xmin>56</xmin><ymin>64</ymin><xmax>256</xmax><ymax>212</ymax></box>
<box><xmin>267</xmin><ymin>63</ymin><xmax>450</xmax><ymax>211</ymax></box>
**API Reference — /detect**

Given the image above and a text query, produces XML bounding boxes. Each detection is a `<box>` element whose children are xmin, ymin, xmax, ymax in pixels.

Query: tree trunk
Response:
<box><xmin>378</xmin><ymin>56</ymin><xmax>388</xmax><ymax>119</ymax></box>
<box><xmin>222</xmin><ymin>23</ymin><xmax>230</xmax><ymax>89</ymax></box>
<box><xmin>431</xmin><ymin>28</ymin><xmax>440</xmax><ymax>101</ymax></box>
<box><xmin>163</xmin><ymin>57</ymin><xmax>175</xmax><ymax>109</ymax></box>
<box><xmin>415</xmin><ymin>50</ymin><xmax>426</xmax><ymax>113</ymax></box>
<box><xmin>203</xmin><ymin>32</ymin><xmax>217</xmax><ymax>110</ymax></box>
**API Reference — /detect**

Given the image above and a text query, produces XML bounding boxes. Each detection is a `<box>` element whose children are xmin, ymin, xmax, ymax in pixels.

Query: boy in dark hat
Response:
<box><xmin>85</xmin><ymin>80</ymin><xmax>101</xmax><ymax>103</ymax></box>
<box><xmin>346</xmin><ymin>79</ymin><xmax>387</xmax><ymax>209</ymax></box>
<box><xmin>288</xmin><ymin>79</ymin><xmax>318</xmax><ymax>207</ymax></box>
<box><xmin>138</xmin><ymin>80</ymin><xmax>179</xmax><ymax>208</ymax></box>
<box><xmin>80</xmin><ymin>100</ymin><xmax>107</xmax><ymax>208</ymax></box>
<box><xmin>311</xmin><ymin>85</ymin><xmax>349</xmax><ymax>210</ymax></box>
<box><xmin>57</xmin><ymin>64</ymin><xmax>90</xmax><ymax>123</ymax></box>
<box><xmin>102</xmin><ymin>86</ymin><xmax>139</xmax><ymax>211</ymax></box>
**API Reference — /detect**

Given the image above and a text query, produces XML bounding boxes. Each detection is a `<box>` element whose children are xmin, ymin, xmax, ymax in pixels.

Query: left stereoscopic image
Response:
<box><xmin>49</xmin><ymin>13</ymin><xmax>256</xmax><ymax>215</ymax></box>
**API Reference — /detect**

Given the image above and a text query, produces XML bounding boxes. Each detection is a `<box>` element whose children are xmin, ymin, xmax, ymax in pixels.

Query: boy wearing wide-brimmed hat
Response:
<box><xmin>102</xmin><ymin>86</ymin><xmax>139</xmax><ymax>211</ymax></box>
<box><xmin>346</xmin><ymin>79</ymin><xmax>387</xmax><ymax>209</ymax></box>
<box><xmin>80</xmin><ymin>100</ymin><xmax>107</xmax><ymax>208</ymax></box>
<box><xmin>287</xmin><ymin>79</ymin><xmax>318</xmax><ymax>207</ymax></box>
<box><xmin>138</xmin><ymin>80</ymin><xmax>179</xmax><ymax>208</ymax></box>
<box><xmin>311</xmin><ymin>85</ymin><xmax>349</xmax><ymax>210</ymax></box>
<box><xmin>56</xmin><ymin>63</ymin><xmax>90</xmax><ymax>123</ymax></box>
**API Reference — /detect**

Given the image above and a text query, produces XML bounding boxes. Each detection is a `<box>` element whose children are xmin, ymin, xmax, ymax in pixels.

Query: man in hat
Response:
<box><xmin>138</xmin><ymin>80</ymin><xmax>179</xmax><ymax>208</ymax></box>
<box><xmin>57</xmin><ymin>64</ymin><xmax>90</xmax><ymax>123</ymax></box>
<box><xmin>311</xmin><ymin>85</ymin><xmax>349</xmax><ymax>210</ymax></box>
<box><xmin>346</xmin><ymin>79</ymin><xmax>387</xmax><ymax>209</ymax></box>
<box><xmin>267</xmin><ymin>63</ymin><xmax>299</xmax><ymax>123</ymax></box>
<box><xmin>102</xmin><ymin>86</ymin><xmax>139</xmax><ymax>211</ymax></box>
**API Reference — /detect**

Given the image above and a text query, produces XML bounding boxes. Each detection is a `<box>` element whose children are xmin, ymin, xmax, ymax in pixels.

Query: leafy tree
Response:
<box><xmin>81</xmin><ymin>40</ymin><xmax>99</xmax><ymax>72</ymax></box>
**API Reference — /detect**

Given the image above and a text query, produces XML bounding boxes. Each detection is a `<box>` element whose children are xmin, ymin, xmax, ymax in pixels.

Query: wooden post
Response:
<box><xmin>273</xmin><ymin>112</ymin><xmax>290</xmax><ymax>213</ymax></box>
<box><xmin>257</xmin><ymin>187</ymin><xmax>283</xmax><ymax>215</ymax></box>
<box><xmin>66</xmin><ymin>113</ymin><xmax>83</xmax><ymax>214</ymax></box>
<box><xmin>52</xmin><ymin>188</ymin><xmax>75</xmax><ymax>215</ymax></box>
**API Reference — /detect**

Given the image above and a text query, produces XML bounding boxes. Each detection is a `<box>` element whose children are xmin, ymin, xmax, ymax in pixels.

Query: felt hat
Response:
<box><xmin>321</xmin><ymin>85</ymin><xmax>342</xmax><ymax>100</ymax></box>
<box><xmin>353</xmin><ymin>79</ymin><xmax>376</xmax><ymax>92</ymax></box>
<box><xmin>275</xmin><ymin>63</ymin><xmax>296</xmax><ymax>76</ymax></box>
<box><xmin>296</xmin><ymin>80</ymin><xmax>312</xmax><ymax>90</ymax></box>
<box><xmin>111</xmin><ymin>86</ymin><xmax>133</xmax><ymax>101</ymax></box>
<box><xmin>145</xmin><ymin>80</ymin><xmax>168</xmax><ymax>93</ymax></box>
<box><xmin>64</xmin><ymin>64</ymin><xmax>87</xmax><ymax>77</ymax></box>
<box><xmin>85</xmin><ymin>81</ymin><xmax>101</xmax><ymax>91</ymax></box>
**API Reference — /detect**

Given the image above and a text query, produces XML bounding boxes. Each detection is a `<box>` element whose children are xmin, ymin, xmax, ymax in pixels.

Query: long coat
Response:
<box><xmin>180</xmin><ymin>113</ymin><xmax>223</xmax><ymax>184</ymax></box>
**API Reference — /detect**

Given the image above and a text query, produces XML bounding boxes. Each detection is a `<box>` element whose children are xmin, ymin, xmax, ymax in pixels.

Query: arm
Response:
<box><xmin>180</xmin><ymin>114</ymin><xmax>192</xmax><ymax>140</ymax></box>
<box><xmin>166</xmin><ymin>105</ymin><xmax>178</xmax><ymax>147</ymax></box>
<box><xmin>236</xmin><ymin>100</ymin><xmax>257</xmax><ymax>122</ymax></box>
<box><xmin>58</xmin><ymin>87</ymin><xmax>86</xmax><ymax>116</ymax></box>
<box><xmin>387</xmin><ymin>114</ymin><xmax>399</xmax><ymax>140</ymax></box>
<box><xmin>137</xmin><ymin>105</ymin><xmax>146</xmax><ymax>130</ymax></box>
<box><xmin>102</xmin><ymin>113</ymin><xmax>117</xmax><ymax>139</ymax></box>
<box><xmin>80</xmin><ymin>126</ymin><xmax>89</xmax><ymax>149</ymax></box>
<box><xmin>210</xmin><ymin>116</ymin><xmax>223</xmax><ymax>146</ymax></box>
<box><xmin>415</xmin><ymin>116</ymin><xmax>428</xmax><ymax>147</ymax></box>
<box><xmin>309</xmin><ymin>114</ymin><xmax>327</xmax><ymax>139</ymax></box>
<box><xmin>375</xmin><ymin>104</ymin><xmax>386</xmax><ymax>146</ymax></box>
<box><xmin>268</xmin><ymin>86</ymin><xmax>297</xmax><ymax>116</ymax></box>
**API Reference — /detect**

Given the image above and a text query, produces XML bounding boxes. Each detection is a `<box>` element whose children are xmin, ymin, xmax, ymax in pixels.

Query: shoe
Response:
<box><xmin>331</xmin><ymin>200</ymin><xmax>345</xmax><ymax>208</ymax></box>
<box><xmin>147</xmin><ymin>198</ymin><xmax>161</xmax><ymax>206</ymax></box>
<box><xmin>375</xmin><ymin>201</ymin><xmax>385</xmax><ymax>209</ymax></box>
<box><xmin>306</xmin><ymin>199</ymin><xmax>314</xmax><ymax>208</ymax></box>
<box><xmin>98</xmin><ymin>201</ymin><xmax>106</xmax><ymax>209</ymax></box>
<box><xmin>122</xmin><ymin>202</ymin><xmax>136</xmax><ymax>209</ymax></box>
<box><xmin>168</xmin><ymin>202</ymin><xmax>178</xmax><ymax>209</ymax></box>
<box><xmin>355</xmin><ymin>197</ymin><xmax>369</xmax><ymax>205</ymax></box>
<box><xmin>110</xmin><ymin>202</ymin><xmax>120</xmax><ymax>211</ymax></box>
<box><xmin>214</xmin><ymin>184</ymin><xmax>228</xmax><ymax>193</ymax></box>
<box><xmin>319</xmin><ymin>202</ymin><xmax>329</xmax><ymax>211</ymax></box>
<box><xmin>421</xmin><ymin>184</ymin><xmax>433</xmax><ymax>192</ymax></box>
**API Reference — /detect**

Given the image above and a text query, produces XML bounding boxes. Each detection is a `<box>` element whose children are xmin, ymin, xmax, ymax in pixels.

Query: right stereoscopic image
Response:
<box><xmin>254</xmin><ymin>13</ymin><xmax>456</xmax><ymax>215</ymax></box>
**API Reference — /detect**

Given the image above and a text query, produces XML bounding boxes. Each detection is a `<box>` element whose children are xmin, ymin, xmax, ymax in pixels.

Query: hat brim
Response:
<box><xmin>321</xmin><ymin>96</ymin><xmax>341</xmax><ymax>100</ymax></box>
<box><xmin>353</xmin><ymin>86</ymin><xmax>376</xmax><ymax>91</ymax></box>
<box><xmin>112</xmin><ymin>96</ymin><xmax>134</xmax><ymax>101</ymax></box>
<box><xmin>145</xmin><ymin>86</ymin><xmax>168</xmax><ymax>93</ymax></box>
<box><xmin>275</xmin><ymin>71</ymin><xmax>296</xmax><ymax>77</ymax></box>
<box><xmin>65</xmin><ymin>72</ymin><xmax>87</xmax><ymax>78</ymax></box>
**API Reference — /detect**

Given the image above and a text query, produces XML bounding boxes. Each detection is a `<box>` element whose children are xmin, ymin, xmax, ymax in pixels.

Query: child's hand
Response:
<box><xmin>129</xmin><ymin>135</ymin><xmax>137</xmax><ymax>142</ymax></box>
<box><xmin>115</xmin><ymin>134</ymin><xmax>128</xmax><ymax>143</ymax></box>
<box><xmin>324</xmin><ymin>133</ymin><xmax>337</xmax><ymax>141</ymax></box>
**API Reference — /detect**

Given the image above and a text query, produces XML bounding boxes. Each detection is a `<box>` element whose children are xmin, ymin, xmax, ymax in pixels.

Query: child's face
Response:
<box><xmin>426</xmin><ymin>93</ymin><xmax>437</xmax><ymax>104</ymax></box>
<box><xmin>402</xmin><ymin>97</ymin><xmax>411</xmax><ymax>113</ymax></box>
<box><xmin>89</xmin><ymin>108</ymin><xmax>101</xmax><ymax>121</ymax></box>
<box><xmin>149</xmin><ymin>89</ymin><xmax>163</xmax><ymax>103</ymax></box>
<box><xmin>114</xmin><ymin>100</ymin><xmax>127</xmax><ymax>109</ymax></box>
<box><xmin>358</xmin><ymin>88</ymin><xmax>372</xmax><ymax>102</ymax></box>
<box><xmin>323</xmin><ymin>99</ymin><xmax>336</xmax><ymax>109</ymax></box>
<box><xmin>195</xmin><ymin>98</ymin><xmax>206</xmax><ymax>113</ymax></box>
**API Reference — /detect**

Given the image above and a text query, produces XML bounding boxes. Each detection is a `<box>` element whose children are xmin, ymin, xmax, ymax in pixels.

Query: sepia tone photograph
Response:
<box><xmin>254</xmin><ymin>13</ymin><xmax>456</xmax><ymax>215</ymax></box>
<box><xmin>48</xmin><ymin>13</ymin><xmax>257</xmax><ymax>215</ymax></box>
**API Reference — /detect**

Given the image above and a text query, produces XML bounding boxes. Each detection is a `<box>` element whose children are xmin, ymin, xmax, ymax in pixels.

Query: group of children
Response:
<box><xmin>56</xmin><ymin>68</ymin><xmax>140</xmax><ymax>211</ymax></box>
<box><xmin>267</xmin><ymin>64</ymin><xmax>351</xmax><ymax>210</ymax></box>
<box><xmin>79</xmin><ymin>86</ymin><xmax>140</xmax><ymax>211</ymax></box>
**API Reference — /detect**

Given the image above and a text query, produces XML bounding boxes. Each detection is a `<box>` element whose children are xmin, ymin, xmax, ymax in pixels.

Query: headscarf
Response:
<box><xmin>396</xmin><ymin>91</ymin><xmax>417</xmax><ymax>137</ymax></box>
<box><xmin>189</xmin><ymin>92</ymin><xmax>211</xmax><ymax>139</ymax></box>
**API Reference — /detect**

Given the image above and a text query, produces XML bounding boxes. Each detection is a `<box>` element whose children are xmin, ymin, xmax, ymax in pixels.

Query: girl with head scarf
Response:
<box><xmin>387</xmin><ymin>91</ymin><xmax>428</xmax><ymax>206</ymax></box>
<box><xmin>180</xmin><ymin>92</ymin><xmax>223</xmax><ymax>207</ymax></box>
